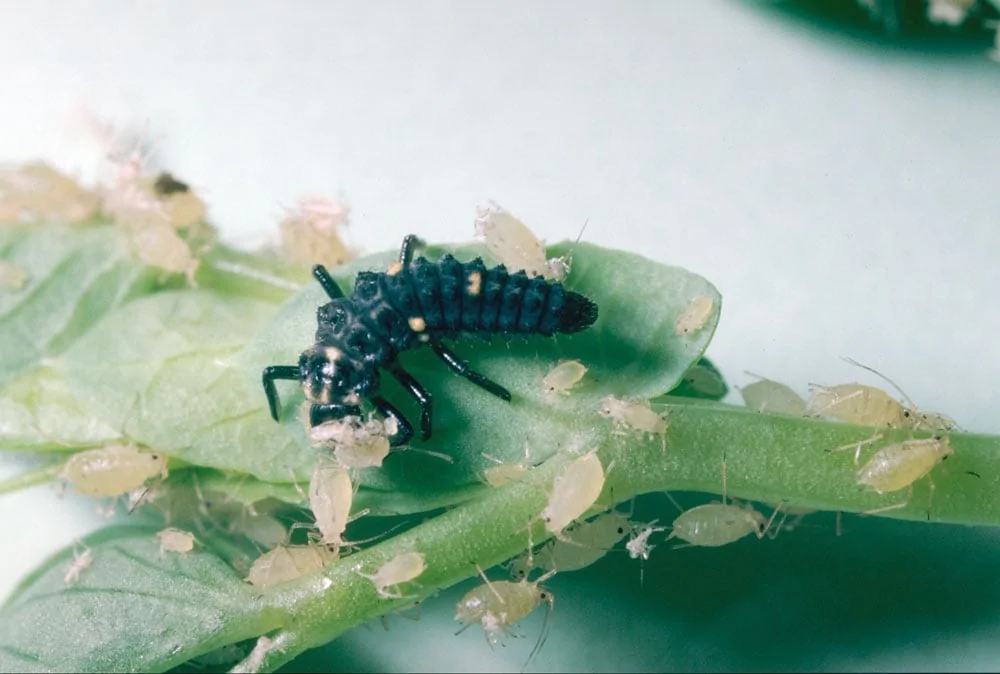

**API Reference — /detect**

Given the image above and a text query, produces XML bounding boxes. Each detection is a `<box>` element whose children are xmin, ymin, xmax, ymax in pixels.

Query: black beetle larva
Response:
<box><xmin>262</xmin><ymin>235</ymin><xmax>599</xmax><ymax>446</ymax></box>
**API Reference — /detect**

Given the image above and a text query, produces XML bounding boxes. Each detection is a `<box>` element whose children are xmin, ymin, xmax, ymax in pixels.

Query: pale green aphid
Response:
<box><xmin>667</xmin><ymin>457</ymin><xmax>782</xmax><ymax>548</ymax></box>
<box><xmin>540</xmin><ymin>449</ymin><xmax>606</xmax><ymax>535</ymax></box>
<box><xmin>598</xmin><ymin>395</ymin><xmax>668</xmax><ymax>437</ymax></box>
<box><xmin>474</xmin><ymin>201</ymin><xmax>570</xmax><ymax>281</ymax></box>
<box><xmin>482</xmin><ymin>442</ymin><xmax>535</xmax><ymax>488</ymax></box>
<box><xmin>455</xmin><ymin>565</ymin><xmax>556</xmax><ymax>672</ymax></box>
<box><xmin>831</xmin><ymin>434</ymin><xmax>954</xmax><ymax>516</ymax></box>
<box><xmin>156</xmin><ymin>527</ymin><xmax>196</xmax><ymax>556</ymax></box>
<box><xmin>309</xmin><ymin>462</ymin><xmax>354</xmax><ymax>549</ymax></box>
<box><xmin>60</xmin><ymin>443</ymin><xmax>168</xmax><ymax>498</ymax></box>
<box><xmin>247</xmin><ymin>544</ymin><xmax>338</xmax><ymax>588</ymax></box>
<box><xmin>808</xmin><ymin>357</ymin><xmax>957</xmax><ymax>432</ymax></box>
<box><xmin>740</xmin><ymin>371</ymin><xmax>808</xmax><ymax>417</ymax></box>
<box><xmin>509</xmin><ymin>510</ymin><xmax>634</xmax><ymax>578</ymax></box>
<box><xmin>541</xmin><ymin>359</ymin><xmax>588</xmax><ymax>398</ymax></box>
<box><xmin>674</xmin><ymin>294</ymin><xmax>715</xmax><ymax>335</ymax></box>
<box><xmin>355</xmin><ymin>552</ymin><xmax>427</xmax><ymax>599</ymax></box>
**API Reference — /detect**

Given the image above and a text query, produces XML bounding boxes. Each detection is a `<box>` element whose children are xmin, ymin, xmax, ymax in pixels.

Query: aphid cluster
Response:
<box><xmin>740</xmin><ymin>358</ymin><xmax>962</xmax><ymax>521</ymax></box>
<box><xmin>84</xmin><ymin>120</ymin><xmax>210</xmax><ymax>285</ymax></box>
<box><xmin>263</xmin><ymin>234</ymin><xmax>599</xmax><ymax>447</ymax></box>
<box><xmin>0</xmin><ymin>162</ymin><xmax>100</xmax><ymax>224</ymax></box>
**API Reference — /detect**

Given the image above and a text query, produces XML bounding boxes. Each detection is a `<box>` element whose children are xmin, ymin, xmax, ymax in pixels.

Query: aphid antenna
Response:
<box><xmin>549</xmin><ymin>217</ymin><xmax>591</xmax><ymax>277</ymax></box>
<box><xmin>473</xmin><ymin>561</ymin><xmax>506</xmax><ymax>603</ymax></box>
<box><xmin>840</xmin><ymin>356</ymin><xmax>917</xmax><ymax>409</ymax></box>
<box><xmin>742</xmin><ymin>370</ymin><xmax>772</xmax><ymax>382</ymax></box>
<box><xmin>286</xmin><ymin>468</ymin><xmax>308</xmax><ymax>503</ymax></box>
<box><xmin>521</xmin><ymin>587</ymin><xmax>556</xmax><ymax>674</ymax></box>
<box><xmin>807</xmin><ymin>386</ymin><xmax>871</xmax><ymax>421</ymax></box>
<box><xmin>663</xmin><ymin>490</ymin><xmax>685</xmax><ymax>515</ymax></box>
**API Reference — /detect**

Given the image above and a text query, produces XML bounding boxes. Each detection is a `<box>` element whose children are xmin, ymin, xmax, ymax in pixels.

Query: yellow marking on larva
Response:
<box><xmin>408</xmin><ymin>317</ymin><xmax>427</xmax><ymax>332</ymax></box>
<box><xmin>387</xmin><ymin>261</ymin><xmax>403</xmax><ymax>276</ymax></box>
<box><xmin>323</xmin><ymin>346</ymin><xmax>342</xmax><ymax>361</ymax></box>
<box><xmin>467</xmin><ymin>271</ymin><xmax>482</xmax><ymax>296</ymax></box>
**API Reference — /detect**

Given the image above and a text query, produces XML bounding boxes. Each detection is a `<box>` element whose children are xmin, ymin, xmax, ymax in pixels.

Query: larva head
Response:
<box><xmin>298</xmin><ymin>345</ymin><xmax>369</xmax><ymax>406</ymax></box>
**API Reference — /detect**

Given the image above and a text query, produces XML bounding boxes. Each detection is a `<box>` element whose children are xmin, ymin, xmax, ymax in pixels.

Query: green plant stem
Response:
<box><xmin>243</xmin><ymin>399</ymin><xmax>1000</xmax><ymax>671</ymax></box>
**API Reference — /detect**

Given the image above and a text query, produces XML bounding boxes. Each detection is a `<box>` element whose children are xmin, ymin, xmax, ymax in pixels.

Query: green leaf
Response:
<box><xmin>0</xmin><ymin>366</ymin><xmax>123</xmax><ymax>451</ymax></box>
<box><xmin>193</xmin><ymin>244</ymin><xmax>311</xmax><ymax>305</ymax></box>
<box><xmin>14</xmin><ymin>238</ymin><xmax>718</xmax><ymax>496</ymax></box>
<box><xmin>236</xmin><ymin>239</ymin><xmax>721</xmax><ymax>491</ymax></box>
<box><xmin>0</xmin><ymin>224</ymin><xmax>159</xmax><ymax>390</ymax></box>
<box><xmin>0</xmin><ymin>526</ymin><xmax>276</xmax><ymax>673</ymax></box>
<box><xmin>54</xmin><ymin>291</ymin><xmax>308</xmax><ymax>479</ymax></box>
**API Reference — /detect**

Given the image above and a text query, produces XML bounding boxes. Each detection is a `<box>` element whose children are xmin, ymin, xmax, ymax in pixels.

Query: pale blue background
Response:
<box><xmin>1</xmin><ymin>1</ymin><xmax>999</xmax><ymax>671</ymax></box>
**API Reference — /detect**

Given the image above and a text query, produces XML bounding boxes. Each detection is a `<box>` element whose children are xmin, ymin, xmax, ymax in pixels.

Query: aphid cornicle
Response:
<box><xmin>262</xmin><ymin>235</ymin><xmax>599</xmax><ymax>446</ymax></box>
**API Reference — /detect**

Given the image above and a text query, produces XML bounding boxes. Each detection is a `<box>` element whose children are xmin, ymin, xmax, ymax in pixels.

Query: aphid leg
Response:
<box><xmin>371</xmin><ymin>395</ymin><xmax>414</xmax><ymax>447</ymax></box>
<box><xmin>862</xmin><ymin>484</ymin><xmax>913</xmax><ymax>516</ymax></box>
<box><xmin>311</xmin><ymin>264</ymin><xmax>345</xmax><ymax>300</ymax></box>
<box><xmin>431</xmin><ymin>342</ymin><xmax>512</xmax><ymax>401</ymax></box>
<box><xmin>663</xmin><ymin>491</ymin><xmax>685</xmax><ymax>514</ymax></box>
<box><xmin>261</xmin><ymin>365</ymin><xmax>300</xmax><ymax>421</ymax></box>
<box><xmin>828</xmin><ymin>433</ymin><xmax>884</xmax><ymax>466</ymax></box>
<box><xmin>280</xmin><ymin>471</ymin><xmax>307</xmax><ymax>512</ymax></box>
<box><xmin>308</xmin><ymin>403</ymin><xmax>362</xmax><ymax>427</ymax></box>
<box><xmin>759</xmin><ymin>502</ymin><xmax>785</xmax><ymax>540</ymax></box>
<box><xmin>388</xmin><ymin>362</ymin><xmax>433</xmax><ymax>440</ymax></box>
<box><xmin>398</xmin><ymin>234</ymin><xmax>423</xmax><ymax>266</ymax></box>
<box><xmin>925</xmin><ymin>472</ymin><xmax>937</xmax><ymax>521</ymax></box>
